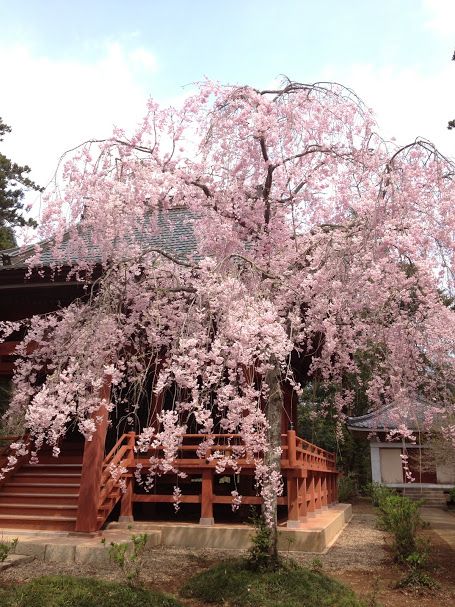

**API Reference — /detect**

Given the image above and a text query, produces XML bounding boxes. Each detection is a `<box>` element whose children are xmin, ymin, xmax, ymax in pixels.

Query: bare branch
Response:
<box><xmin>136</xmin><ymin>247</ymin><xmax>199</xmax><ymax>269</ymax></box>
<box><xmin>190</xmin><ymin>180</ymin><xmax>213</xmax><ymax>198</ymax></box>
<box><xmin>222</xmin><ymin>254</ymin><xmax>279</xmax><ymax>280</ymax></box>
<box><xmin>259</xmin><ymin>137</ymin><xmax>269</xmax><ymax>162</ymax></box>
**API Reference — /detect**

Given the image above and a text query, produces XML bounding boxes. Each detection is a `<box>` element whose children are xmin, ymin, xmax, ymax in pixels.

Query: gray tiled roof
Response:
<box><xmin>0</xmin><ymin>208</ymin><xmax>197</xmax><ymax>269</ymax></box>
<box><xmin>347</xmin><ymin>400</ymin><xmax>428</xmax><ymax>432</ymax></box>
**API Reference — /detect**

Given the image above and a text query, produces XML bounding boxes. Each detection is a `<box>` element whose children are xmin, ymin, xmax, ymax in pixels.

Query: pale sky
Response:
<box><xmin>1</xmin><ymin>0</ymin><xmax>455</xmax><ymax>219</ymax></box>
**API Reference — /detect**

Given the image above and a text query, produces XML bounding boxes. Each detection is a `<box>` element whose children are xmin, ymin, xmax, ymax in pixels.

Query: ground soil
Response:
<box><xmin>1</xmin><ymin>499</ymin><xmax>454</xmax><ymax>606</ymax></box>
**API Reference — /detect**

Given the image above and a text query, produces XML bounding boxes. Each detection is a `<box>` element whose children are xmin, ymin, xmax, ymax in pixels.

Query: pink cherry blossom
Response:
<box><xmin>2</xmin><ymin>79</ymin><xmax>455</xmax><ymax>522</ymax></box>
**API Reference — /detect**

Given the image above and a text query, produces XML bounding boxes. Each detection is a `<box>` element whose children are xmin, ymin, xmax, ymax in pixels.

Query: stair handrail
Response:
<box><xmin>97</xmin><ymin>432</ymin><xmax>135</xmax><ymax>516</ymax></box>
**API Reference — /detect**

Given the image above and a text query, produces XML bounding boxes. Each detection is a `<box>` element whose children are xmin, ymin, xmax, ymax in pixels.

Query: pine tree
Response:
<box><xmin>0</xmin><ymin>118</ymin><xmax>41</xmax><ymax>249</ymax></box>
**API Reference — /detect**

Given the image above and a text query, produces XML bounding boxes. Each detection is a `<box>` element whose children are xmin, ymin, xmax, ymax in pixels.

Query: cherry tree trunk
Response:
<box><xmin>264</xmin><ymin>359</ymin><xmax>283</xmax><ymax>563</ymax></box>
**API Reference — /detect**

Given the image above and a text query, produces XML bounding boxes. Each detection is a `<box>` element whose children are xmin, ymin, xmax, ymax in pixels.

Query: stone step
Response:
<box><xmin>0</xmin><ymin>493</ymin><xmax>79</xmax><ymax>505</ymax></box>
<box><xmin>0</xmin><ymin>514</ymin><xmax>76</xmax><ymax>531</ymax></box>
<box><xmin>3</xmin><ymin>483</ymin><xmax>80</xmax><ymax>494</ymax></box>
<box><xmin>11</xmin><ymin>473</ymin><xmax>81</xmax><ymax>484</ymax></box>
<box><xmin>0</xmin><ymin>503</ymin><xmax>78</xmax><ymax>517</ymax></box>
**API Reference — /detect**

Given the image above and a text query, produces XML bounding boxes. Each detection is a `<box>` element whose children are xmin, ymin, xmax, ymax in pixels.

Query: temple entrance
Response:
<box><xmin>406</xmin><ymin>448</ymin><xmax>437</xmax><ymax>484</ymax></box>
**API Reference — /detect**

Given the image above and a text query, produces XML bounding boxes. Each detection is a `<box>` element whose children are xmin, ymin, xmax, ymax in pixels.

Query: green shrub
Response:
<box><xmin>105</xmin><ymin>533</ymin><xmax>149</xmax><ymax>587</ymax></box>
<box><xmin>364</xmin><ymin>482</ymin><xmax>395</xmax><ymax>507</ymax></box>
<box><xmin>395</xmin><ymin>568</ymin><xmax>438</xmax><ymax>590</ymax></box>
<box><xmin>395</xmin><ymin>551</ymin><xmax>438</xmax><ymax>590</ymax></box>
<box><xmin>309</xmin><ymin>557</ymin><xmax>324</xmax><ymax>573</ymax></box>
<box><xmin>0</xmin><ymin>575</ymin><xmax>181</xmax><ymax>607</ymax></box>
<box><xmin>182</xmin><ymin>559</ymin><xmax>364</xmax><ymax>607</ymax></box>
<box><xmin>0</xmin><ymin>537</ymin><xmax>17</xmax><ymax>563</ymax></box>
<box><xmin>448</xmin><ymin>487</ymin><xmax>455</xmax><ymax>502</ymax></box>
<box><xmin>337</xmin><ymin>474</ymin><xmax>357</xmax><ymax>502</ymax></box>
<box><xmin>377</xmin><ymin>494</ymin><xmax>425</xmax><ymax>561</ymax></box>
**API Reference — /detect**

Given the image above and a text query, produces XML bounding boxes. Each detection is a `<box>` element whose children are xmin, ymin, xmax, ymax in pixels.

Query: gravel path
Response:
<box><xmin>0</xmin><ymin>511</ymin><xmax>387</xmax><ymax>586</ymax></box>
<box><xmin>304</xmin><ymin>513</ymin><xmax>387</xmax><ymax>571</ymax></box>
<box><xmin>284</xmin><ymin>514</ymin><xmax>386</xmax><ymax>571</ymax></box>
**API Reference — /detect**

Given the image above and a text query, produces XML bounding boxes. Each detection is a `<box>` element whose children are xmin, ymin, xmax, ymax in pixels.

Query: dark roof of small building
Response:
<box><xmin>0</xmin><ymin>208</ymin><xmax>197</xmax><ymax>270</ymax></box>
<box><xmin>347</xmin><ymin>399</ymin><xmax>429</xmax><ymax>432</ymax></box>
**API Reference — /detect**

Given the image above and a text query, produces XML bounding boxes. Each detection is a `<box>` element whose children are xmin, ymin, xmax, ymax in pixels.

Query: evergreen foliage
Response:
<box><xmin>0</xmin><ymin>117</ymin><xmax>41</xmax><ymax>249</ymax></box>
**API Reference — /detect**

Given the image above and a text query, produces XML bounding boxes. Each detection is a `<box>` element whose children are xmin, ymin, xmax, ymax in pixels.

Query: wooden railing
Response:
<box><xmin>282</xmin><ymin>433</ymin><xmax>337</xmax><ymax>471</ymax></box>
<box><xmin>96</xmin><ymin>432</ymin><xmax>135</xmax><ymax>529</ymax></box>
<box><xmin>0</xmin><ymin>428</ymin><xmax>337</xmax><ymax>530</ymax></box>
<box><xmin>135</xmin><ymin>433</ymin><xmax>253</xmax><ymax>469</ymax></box>
<box><xmin>126</xmin><ymin>429</ymin><xmax>338</xmax><ymax>526</ymax></box>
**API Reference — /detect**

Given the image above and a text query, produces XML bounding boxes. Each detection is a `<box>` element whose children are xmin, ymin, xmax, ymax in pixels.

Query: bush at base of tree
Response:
<box><xmin>247</xmin><ymin>509</ymin><xmax>279</xmax><ymax>571</ymax></box>
<box><xmin>181</xmin><ymin>559</ymin><xmax>364</xmax><ymax>607</ymax></box>
<box><xmin>0</xmin><ymin>575</ymin><xmax>181</xmax><ymax>607</ymax></box>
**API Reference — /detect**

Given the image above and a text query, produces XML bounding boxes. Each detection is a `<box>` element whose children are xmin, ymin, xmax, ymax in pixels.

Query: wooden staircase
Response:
<box><xmin>0</xmin><ymin>443</ymin><xmax>82</xmax><ymax>531</ymax></box>
<box><xmin>0</xmin><ymin>433</ymin><xmax>134</xmax><ymax>532</ymax></box>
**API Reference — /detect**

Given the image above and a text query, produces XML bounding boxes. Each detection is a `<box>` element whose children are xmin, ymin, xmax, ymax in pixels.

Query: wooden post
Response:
<box><xmin>327</xmin><ymin>473</ymin><xmax>332</xmax><ymax>505</ymax></box>
<box><xmin>75</xmin><ymin>379</ymin><xmax>111</xmax><ymax>533</ymax></box>
<box><xmin>321</xmin><ymin>474</ymin><xmax>328</xmax><ymax>508</ymax></box>
<box><xmin>286</xmin><ymin>476</ymin><xmax>300</xmax><ymax>527</ymax></box>
<box><xmin>287</xmin><ymin>429</ymin><xmax>297</xmax><ymax>467</ymax></box>
<box><xmin>119</xmin><ymin>431</ymin><xmax>135</xmax><ymax>522</ymax></box>
<box><xmin>200</xmin><ymin>468</ymin><xmax>214</xmax><ymax>525</ymax></box>
<box><xmin>315</xmin><ymin>474</ymin><xmax>322</xmax><ymax>511</ymax></box>
<box><xmin>286</xmin><ymin>429</ymin><xmax>300</xmax><ymax>526</ymax></box>
<box><xmin>299</xmin><ymin>477</ymin><xmax>307</xmax><ymax>520</ymax></box>
<box><xmin>307</xmin><ymin>473</ymin><xmax>315</xmax><ymax>515</ymax></box>
<box><xmin>120</xmin><ymin>476</ymin><xmax>134</xmax><ymax>521</ymax></box>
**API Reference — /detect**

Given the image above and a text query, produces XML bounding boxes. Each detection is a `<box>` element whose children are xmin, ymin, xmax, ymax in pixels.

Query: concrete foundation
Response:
<box><xmin>108</xmin><ymin>503</ymin><xmax>352</xmax><ymax>553</ymax></box>
<box><xmin>0</xmin><ymin>503</ymin><xmax>352</xmax><ymax>563</ymax></box>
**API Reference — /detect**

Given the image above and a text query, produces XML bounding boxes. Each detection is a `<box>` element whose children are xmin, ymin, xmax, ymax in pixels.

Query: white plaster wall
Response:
<box><xmin>370</xmin><ymin>446</ymin><xmax>381</xmax><ymax>483</ymax></box>
<box><xmin>380</xmin><ymin>448</ymin><xmax>403</xmax><ymax>483</ymax></box>
<box><xmin>436</xmin><ymin>463</ymin><xmax>455</xmax><ymax>484</ymax></box>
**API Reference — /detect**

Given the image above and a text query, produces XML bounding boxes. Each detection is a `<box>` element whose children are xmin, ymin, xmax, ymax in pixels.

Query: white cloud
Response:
<box><xmin>322</xmin><ymin>62</ymin><xmax>455</xmax><ymax>158</ymax></box>
<box><xmin>129</xmin><ymin>47</ymin><xmax>158</xmax><ymax>71</ymax></box>
<box><xmin>423</xmin><ymin>0</ymin><xmax>455</xmax><ymax>36</ymax></box>
<box><xmin>0</xmin><ymin>41</ymin><xmax>158</xmax><ymax>192</ymax></box>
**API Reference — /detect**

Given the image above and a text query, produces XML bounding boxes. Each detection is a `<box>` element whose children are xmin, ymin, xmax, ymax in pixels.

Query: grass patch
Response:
<box><xmin>182</xmin><ymin>559</ymin><xmax>364</xmax><ymax>607</ymax></box>
<box><xmin>0</xmin><ymin>575</ymin><xmax>182</xmax><ymax>607</ymax></box>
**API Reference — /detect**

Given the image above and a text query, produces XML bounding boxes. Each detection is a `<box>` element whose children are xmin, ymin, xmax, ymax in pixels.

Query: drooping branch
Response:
<box><xmin>222</xmin><ymin>254</ymin><xmax>279</xmax><ymax>280</ymax></box>
<box><xmin>136</xmin><ymin>247</ymin><xmax>199</xmax><ymax>269</ymax></box>
<box><xmin>190</xmin><ymin>180</ymin><xmax>213</xmax><ymax>198</ymax></box>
